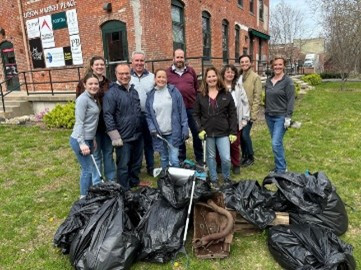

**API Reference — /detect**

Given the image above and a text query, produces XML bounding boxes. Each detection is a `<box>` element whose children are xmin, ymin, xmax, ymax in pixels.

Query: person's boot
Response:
<box><xmin>232</xmin><ymin>166</ymin><xmax>241</xmax><ymax>174</ymax></box>
<box><xmin>241</xmin><ymin>155</ymin><xmax>254</xmax><ymax>167</ymax></box>
<box><xmin>241</xmin><ymin>154</ymin><xmax>247</xmax><ymax>166</ymax></box>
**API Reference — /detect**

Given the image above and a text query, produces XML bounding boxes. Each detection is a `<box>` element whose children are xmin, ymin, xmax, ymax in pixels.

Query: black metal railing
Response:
<box><xmin>0</xmin><ymin>75</ymin><xmax>24</xmax><ymax>112</ymax></box>
<box><xmin>18</xmin><ymin>66</ymin><xmax>83</xmax><ymax>95</ymax></box>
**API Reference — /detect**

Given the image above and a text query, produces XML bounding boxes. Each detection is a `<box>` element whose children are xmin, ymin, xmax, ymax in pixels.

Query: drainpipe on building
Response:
<box><xmin>17</xmin><ymin>0</ymin><xmax>34</xmax><ymax>92</ymax></box>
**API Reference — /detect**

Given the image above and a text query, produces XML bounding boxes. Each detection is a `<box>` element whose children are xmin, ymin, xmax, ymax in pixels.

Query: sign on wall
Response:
<box><xmin>70</xmin><ymin>34</ymin><xmax>83</xmax><ymax>65</ymax></box>
<box><xmin>44</xmin><ymin>47</ymin><xmax>65</xmax><ymax>68</ymax></box>
<box><xmin>26</xmin><ymin>18</ymin><xmax>40</xmax><ymax>39</ymax></box>
<box><xmin>51</xmin><ymin>12</ymin><xmax>67</xmax><ymax>30</ymax></box>
<box><xmin>29</xmin><ymin>38</ymin><xmax>45</xmax><ymax>68</ymax></box>
<box><xmin>66</xmin><ymin>9</ymin><xmax>79</xmax><ymax>35</ymax></box>
<box><xmin>39</xmin><ymin>15</ymin><xmax>55</xmax><ymax>48</ymax></box>
<box><xmin>63</xmin><ymin>46</ymin><xmax>73</xmax><ymax>66</ymax></box>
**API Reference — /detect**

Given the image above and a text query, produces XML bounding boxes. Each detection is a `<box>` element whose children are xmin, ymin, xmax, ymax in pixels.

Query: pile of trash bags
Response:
<box><xmin>54</xmin><ymin>170</ymin><xmax>356</xmax><ymax>270</ymax></box>
<box><xmin>54</xmin><ymin>169</ymin><xmax>212</xmax><ymax>269</ymax></box>
<box><xmin>222</xmin><ymin>171</ymin><xmax>355</xmax><ymax>270</ymax></box>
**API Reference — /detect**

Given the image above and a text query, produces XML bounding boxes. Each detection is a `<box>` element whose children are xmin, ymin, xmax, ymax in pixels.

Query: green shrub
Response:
<box><xmin>294</xmin><ymin>82</ymin><xmax>300</xmax><ymax>97</ymax></box>
<box><xmin>320</xmin><ymin>72</ymin><xmax>348</xmax><ymax>79</ymax></box>
<box><xmin>43</xmin><ymin>102</ymin><xmax>75</xmax><ymax>129</ymax></box>
<box><xmin>301</xmin><ymin>74</ymin><xmax>322</xmax><ymax>86</ymax></box>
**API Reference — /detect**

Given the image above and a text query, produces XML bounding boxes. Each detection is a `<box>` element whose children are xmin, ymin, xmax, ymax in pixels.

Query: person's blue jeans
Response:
<box><xmin>179</xmin><ymin>108</ymin><xmax>203</xmax><ymax>163</ymax></box>
<box><xmin>206</xmin><ymin>136</ymin><xmax>231</xmax><ymax>182</ymax></box>
<box><xmin>141</xmin><ymin>113</ymin><xmax>155</xmax><ymax>171</ymax></box>
<box><xmin>69</xmin><ymin>137</ymin><xmax>94</xmax><ymax>196</ymax></box>
<box><xmin>92</xmin><ymin>131</ymin><xmax>116</xmax><ymax>185</ymax></box>
<box><xmin>240</xmin><ymin>121</ymin><xmax>254</xmax><ymax>157</ymax></box>
<box><xmin>159</xmin><ymin>134</ymin><xmax>180</xmax><ymax>169</ymax></box>
<box><xmin>115</xmin><ymin>138</ymin><xmax>144</xmax><ymax>190</ymax></box>
<box><xmin>265</xmin><ymin>114</ymin><xmax>287</xmax><ymax>173</ymax></box>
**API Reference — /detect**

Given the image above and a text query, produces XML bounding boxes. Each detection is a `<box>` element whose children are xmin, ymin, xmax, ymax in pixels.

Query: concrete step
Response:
<box><xmin>1</xmin><ymin>99</ymin><xmax>33</xmax><ymax>119</ymax></box>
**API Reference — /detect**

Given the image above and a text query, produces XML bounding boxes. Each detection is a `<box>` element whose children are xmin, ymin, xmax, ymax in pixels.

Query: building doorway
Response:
<box><xmin>0</xmin><ymin>41</ymin><xmax>20</xmax><ymax>91</ymax></box>
<box><xmin>101</xmin><ymin>20</ymin><xmax>129</xmax><ymax>81</ymax></box>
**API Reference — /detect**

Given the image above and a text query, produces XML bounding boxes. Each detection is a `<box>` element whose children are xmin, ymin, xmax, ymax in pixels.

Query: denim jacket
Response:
<box><xmin>145</xmin><ymin>84</ymin><xmax>189</xmax><ymax>151</ymax></box>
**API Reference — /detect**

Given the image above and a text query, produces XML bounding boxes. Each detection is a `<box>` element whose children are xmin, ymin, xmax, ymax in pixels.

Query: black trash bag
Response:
<box><xmin>69</xmin><ymin>198</ymin><xmax>118</xmax><ymax>267</ymax></box>
<box><xmin>263</xmin><ymin>171</ymin><xmax>333</xmax><ymax>214</ymax></box>
<box><xmin>289</xmin><ymin>186</ymin><xmax>348</xmax><ymax>236</ymax></box>
<box><xmin>158</xmin><ymin>169</ymin><xmax>212</xmax><ymax>209</ymax></box>
<box><xmin>268</xmin><ymin>224</ymin><xmax>356</xmax><ymax>270</ymax></box>
<box><xmin>137</xmin><ymin>197</ymin><xmax>188</xmax><ymax>263</ymax></box>
<box><xmin>54</xmin><ymin>181</ymin><xmax>123</xmax><ymax>254</ymax></box>
<box><xmin>78</xmin><ymin>196</ymin><xmax>140</xmax><ymax>270</ymax></box>
<box><xmin>124</xmin><ymin>186</ymin><xmax>161</xmax><ymax>227</ymax></box>
<box><xmin>222</xmin><ymin>180</ymin><xmax>276</xmax><ymax>229</ymax></box>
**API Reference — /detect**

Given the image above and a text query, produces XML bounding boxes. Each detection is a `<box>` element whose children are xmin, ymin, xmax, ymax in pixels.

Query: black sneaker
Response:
<box><xmin>210</xmin><ymin>182</ymin><xmax>220</xmax><ymax>190</ymax></box>
<box><xmin>147</xmin><ymin>168</ymin><xmax>154</xmax><ymax>177</ymax></box>
<box><xmin>223</xmin><ymin>178</ymin><xmax>232</xmax><ymax>184</ymax></box>
<box><xmin>232</xmin><ymin>166</ymin><xmax>240</xmax><ymax>174</ymax></box>
<box><xmin>241</xmin><ymin>156</ymin><xmax>254</xmax><ymax>167</ymax></box>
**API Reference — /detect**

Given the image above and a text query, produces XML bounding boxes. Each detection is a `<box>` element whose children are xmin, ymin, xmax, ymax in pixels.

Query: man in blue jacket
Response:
<box><xmin>103</xmin><ymin>64</ymin><xmax>143</xmax><ymax>190</ymax></box>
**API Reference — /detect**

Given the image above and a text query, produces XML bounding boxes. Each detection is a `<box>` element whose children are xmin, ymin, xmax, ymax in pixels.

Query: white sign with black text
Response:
<box><xmin>26</xmin><ymin>18</ymin><xmax>40</xmax><ymax>39</ymax></box>
<box><xmin>66</xmin><ymin>9</ymin><xmax>79</xmax><ymax>35</ymax></box>
<box><xmin>70</xmin><ymin>34</ymin><xmax>83</xmax><ymax>65</ymax></box>
<box><xmin>44</xmin><ymin>47</ymin><xmax>65</xmax><ymax>68</ymax></box>
<box><xmin>39</xmin><ymin>15</ymin><xmax>55</xmax><ymax>48</ymax></box>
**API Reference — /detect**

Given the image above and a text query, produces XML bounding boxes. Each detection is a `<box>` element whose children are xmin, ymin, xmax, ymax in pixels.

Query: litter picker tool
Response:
<box><xmin>90</xmin><ymin>154</ymin><xmax>104</xmax><ymax>183</ymax></box>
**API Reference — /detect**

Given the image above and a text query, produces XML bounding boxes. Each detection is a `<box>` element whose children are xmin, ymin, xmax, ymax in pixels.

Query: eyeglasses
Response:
<box><xmin>117</xmin><ymin>72</ymin><xmax>130</xmax><ymax>76</ymax></box>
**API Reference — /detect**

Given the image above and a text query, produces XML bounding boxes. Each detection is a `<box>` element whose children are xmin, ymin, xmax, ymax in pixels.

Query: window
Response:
<box><xmin>259</xmin><ymin>0</ymin><xmax>264</xmax><ymax>21</ymax></box>
<box><xmin>250</xmin><ymin>0</ymin><xmax>254</xmax><ymax>13</ymax></box>
<box><xmin>171</xmin><ymin>0</ymin><xmax>185</xmax><ymax>51</ymax></box>
<box><xmin>222</xmin><ymin>19</ymin><xmax>229</xmax><ymax>63</ymax></box>
<box><xmin>235</xmin><ymin>25</ymin><xmax>240</xmax><ymax>63</ymax></box>
<box><xmin>202</xmin><ymin>11</ymin><xmax>211</xmax><ymax>60</ymax></box>
<box><xmin>238</xmin><ymin>0</ymin><xmax>243</xmax><ymax>7</ymax></box>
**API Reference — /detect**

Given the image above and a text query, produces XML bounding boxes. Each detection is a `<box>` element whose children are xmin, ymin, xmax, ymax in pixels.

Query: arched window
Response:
<box><xmin>235</xmin><ymin>25</ymin><xmax>240</xmax><ymax>63</ymax></box>
<box><xmin>101</xmin><ymin>20</ymin><xmax>128</xmax><ymax>80</ymax></box>
<box><xmin>259</xmin><ymin>0</ymin><xmax>264</xmax><ymax>21</ymax></box>
<box><xmin>171</xmin><ymin>0</ymin><xmax>185</xmax><ymax>51</ymax></box>
<box><xmin>202</xmin><ymin>11</ymin><xmax>211</xmax><ymax>60</ymax></box>
<box><xmin>222</xmin><ymin>19</ymin><xmax>229</xmax><ymax>63</ymax></box>
<box><xmin>250</xmin><ymin>0</ymin><xmax>254</xmax><ymax>13</ymax></box>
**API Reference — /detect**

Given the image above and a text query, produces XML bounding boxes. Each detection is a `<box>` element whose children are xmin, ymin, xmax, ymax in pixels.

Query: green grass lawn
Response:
<box><xmin>0</xmin><ymin>82</ymin><xmax>360</xmax><ymax>269</ymax></box>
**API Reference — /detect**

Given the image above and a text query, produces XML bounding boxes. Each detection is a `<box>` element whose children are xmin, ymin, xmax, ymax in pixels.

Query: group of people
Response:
<box><xmin>70</xmin><ymin>49</ymin><xmax>295</xmax><ymax>197</ymax></box>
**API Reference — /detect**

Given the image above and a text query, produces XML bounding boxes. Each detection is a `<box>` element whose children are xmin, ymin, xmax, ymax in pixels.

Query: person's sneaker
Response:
<box><xmin>223</xmin><ymin>178</ymin><xmax>232</xmax><ymax>184</ymax></box>
<box><xmin>79</xmin><ymin>195</ymin><xmax>86</xmax><ymax>200</ymax></box>
<box><xmin>210</xmin><ymin>182</ymin><xmax>220</xmax><ymax>190</ymax></box>
<box><xmin>232</xmin><ymin>166</ymin><xmax>240</xmax><ymax>174</ymax></box>
<box><xmin>241</xmin><ymin>157</ymin><xmax>254</xmax><ymax>167</ymax></box>
<box><xmin>269</xmin><ymin>168</ymin><xmax>288</xmax><ymax>174</ymax></box>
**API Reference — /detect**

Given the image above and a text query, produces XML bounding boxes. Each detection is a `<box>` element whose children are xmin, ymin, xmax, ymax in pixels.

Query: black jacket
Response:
<box><xmin>193</xmin><ymin>90</ymin><xmax>237</xmax><ymax>137</ymax></box>
<box><xmin>103</xmin><ymin>82</ymin><xmax>142</xmax><ymax>142</ymax></box>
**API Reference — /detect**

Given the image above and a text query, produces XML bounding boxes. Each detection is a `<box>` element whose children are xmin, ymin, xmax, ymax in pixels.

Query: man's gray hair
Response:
<box><xmin>131</xmin><ymin>51</ymin><xmax>146</xmax><ymax>59</ymax></box>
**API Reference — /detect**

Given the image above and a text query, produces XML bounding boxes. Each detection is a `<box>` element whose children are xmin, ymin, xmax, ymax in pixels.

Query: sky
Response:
<box><xmin>270</xmin><ymin>0</ymin><xmax>323</xmax><ymax>38</ymax></box>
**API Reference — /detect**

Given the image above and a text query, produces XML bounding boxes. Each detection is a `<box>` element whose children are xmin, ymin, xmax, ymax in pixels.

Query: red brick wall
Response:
<box><xmin>0</xmin><ymin>0</ymin><xmax>269</xmax><ymax>91</ymax></box>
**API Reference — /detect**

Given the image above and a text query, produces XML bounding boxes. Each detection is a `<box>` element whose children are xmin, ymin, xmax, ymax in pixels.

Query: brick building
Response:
<box><xmin>0</xmin><ymin>0</ymin><xmax>270</xmax><ymax>92</ymax></box>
